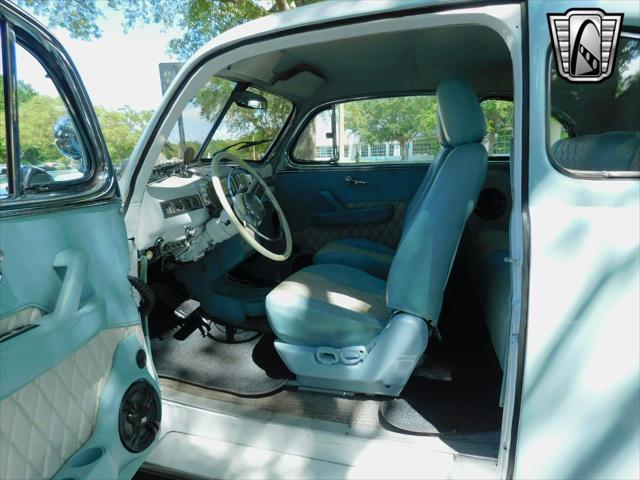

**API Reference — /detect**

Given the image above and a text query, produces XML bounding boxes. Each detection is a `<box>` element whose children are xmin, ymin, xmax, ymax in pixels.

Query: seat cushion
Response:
<box><xmin>265</xmin><ymin>264</ymin><xmax>389</xmax><ymax>347</ymax></box>
<box><xmin>313</xmin><ymin>238</ymin><xmax>395</xmax><ymax>279</ymax></box>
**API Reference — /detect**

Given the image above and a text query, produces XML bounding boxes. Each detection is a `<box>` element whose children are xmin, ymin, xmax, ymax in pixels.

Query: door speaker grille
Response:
<box><xmin>118</xmin><ymin>380</ymin><xmax>161</xmax><ymax>452</ymax></box>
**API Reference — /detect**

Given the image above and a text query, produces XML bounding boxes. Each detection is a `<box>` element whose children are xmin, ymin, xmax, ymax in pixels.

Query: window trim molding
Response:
<box><xmin>0</xmin><ymin>19</ymin><xmax>20</xmax><ymax>198</ymax></box>
<box><xmin>544</xmin><ymin>31</ymin><xmax>640</xmax><ymax>181</ymax></box>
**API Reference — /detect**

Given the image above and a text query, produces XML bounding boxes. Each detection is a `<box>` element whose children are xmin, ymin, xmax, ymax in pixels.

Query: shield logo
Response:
<box><xmin>548</xmin><ymin>9</ymin><xmax>624</xmax><ymax>83</ymax></box>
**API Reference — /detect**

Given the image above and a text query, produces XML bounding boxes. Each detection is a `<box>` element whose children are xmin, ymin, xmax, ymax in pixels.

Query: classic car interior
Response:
<box><xmin>126</xmin><ymin>23</ymin><xmax>515</xmax><ymax>456</ymax></box>
<box><xmin>128</xmin><ymin>20</ymin><xmax>636</xmax><ymax>458</ymax></box>
<box><xmin>1</xmin><ymin>1</ymin><xmax>638</xmax><ymax>477</ymax></box>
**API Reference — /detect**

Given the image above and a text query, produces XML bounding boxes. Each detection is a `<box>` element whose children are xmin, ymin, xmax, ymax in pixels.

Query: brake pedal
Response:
<box><xmin>174</xmin><ymin>299</ymin><xmax>201</xmax><ymax>320</ymax></box>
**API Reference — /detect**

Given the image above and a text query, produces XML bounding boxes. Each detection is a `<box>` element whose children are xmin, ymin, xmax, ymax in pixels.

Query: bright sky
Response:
<box><xmin>25</xmin><ymin>9</ymin><xmax>184</xmax><ymax>112</ymax></box>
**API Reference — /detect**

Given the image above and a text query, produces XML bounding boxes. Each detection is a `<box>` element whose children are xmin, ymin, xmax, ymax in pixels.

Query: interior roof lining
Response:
<box><xmin>217</xmin><ymin>24</ymin><xmax>514</xmax><ymax>105</ymax></box>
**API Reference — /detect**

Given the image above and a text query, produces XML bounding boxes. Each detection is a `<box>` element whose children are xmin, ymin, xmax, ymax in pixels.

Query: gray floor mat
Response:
<box><xmin>150</xmin><ymin>332</ymin><xmax>291</xmax><ymax>397</ymax></box>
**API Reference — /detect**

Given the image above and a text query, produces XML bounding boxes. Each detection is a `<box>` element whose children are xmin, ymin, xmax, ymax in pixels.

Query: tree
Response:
<box><xmin>17</xmin><ymin>0</ymin><xmax>320</xmax><ymax>61</ymax></box>
<box><xmin>1</xmin><ymin>74</ymin><xmax>152</xmax><ymax>167</ymax></box>
<box><xmin>1</xmin><ymin>74</ymin><xmax>55</xmax><ymax>161</ymax></box>
<box><xmin>345</xmin><ymin>96</ymin><xmax>438</xmax><ymax>160</ymax></box>
<box><xmin>95</xmin><ymin>106</ymin><xmax>153</xmax><ymax>165</ymax></box>
<box><xmin>480</xmin><ymin>99</ymin><xmax>513</xmax><ymax>155</ymax></box>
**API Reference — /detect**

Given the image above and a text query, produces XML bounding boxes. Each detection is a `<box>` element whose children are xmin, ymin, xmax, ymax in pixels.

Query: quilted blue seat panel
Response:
<box><xmin>313</xmin><ymin>238</ymin><xmax>395</xmax><ymax>279</ymax></box>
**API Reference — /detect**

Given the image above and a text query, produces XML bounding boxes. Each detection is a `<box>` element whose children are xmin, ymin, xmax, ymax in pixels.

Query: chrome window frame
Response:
<box><xmin>0</xmin><ymin>3</ymin><xmax>116</xmax><ymax>218</ymax></box>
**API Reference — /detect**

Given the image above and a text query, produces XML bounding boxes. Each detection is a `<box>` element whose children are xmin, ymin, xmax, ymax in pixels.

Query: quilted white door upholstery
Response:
<box><xmin>0</xmin><ymin>325</ymin><xmax>137</xmax><ymax>480</ymax></box>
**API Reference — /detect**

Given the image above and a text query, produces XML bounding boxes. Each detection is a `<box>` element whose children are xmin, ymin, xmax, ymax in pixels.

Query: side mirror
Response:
<box><xmin>233</xmin><ymin>90</ymin><xmax>267</xmax><ymax>110</ymax></box>
<box><xmin>54</xmin><ymin>116</ymin><xmax>86</xmax><ymax>171</ymax></box>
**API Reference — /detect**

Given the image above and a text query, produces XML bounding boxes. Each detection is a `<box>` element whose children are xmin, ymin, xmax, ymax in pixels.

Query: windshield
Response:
<box><xmin>155</xmin><ymin>77</ymin><xmax>232</xmax><ymax>168</ymax></box>
<box><xmin>203</xmin><ymin>86</ymin><xmax>292</xmax><ymax>161</ymax></box>
<box><xmin>154</xmin><ymin>78</ymin><xmax>292</xmax><ymax>171</ymax></box>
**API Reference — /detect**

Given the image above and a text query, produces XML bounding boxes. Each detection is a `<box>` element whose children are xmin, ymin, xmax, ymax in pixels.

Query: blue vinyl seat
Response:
<box><xmin>312</xmin><ymin>117</ymin><xmax>453</xmax><ymax>279</ymax></box>
<box><xmin>266</xmin><ymin>78</ymin><xmax>488</xmax><ymax>396</ymax></box>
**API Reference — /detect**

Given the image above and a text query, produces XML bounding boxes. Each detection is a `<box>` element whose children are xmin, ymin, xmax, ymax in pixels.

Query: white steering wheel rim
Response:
<box><xmin>211</xmin><ymin>152</ymin><xmax>292</xmax><ymax>262</ymax></box>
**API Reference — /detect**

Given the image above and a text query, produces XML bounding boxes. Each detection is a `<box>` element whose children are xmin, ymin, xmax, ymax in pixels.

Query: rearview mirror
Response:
<box><xmin>234</xmin><ymin>90</ymin><xmax>267</xmax><ymax>110</ymax></box>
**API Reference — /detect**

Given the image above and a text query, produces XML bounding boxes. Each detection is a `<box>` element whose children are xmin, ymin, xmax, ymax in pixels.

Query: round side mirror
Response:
<box><xmin>54</xmin><ymin>116</ymin><xmax>85</xmax><ymax>171</ymax></box>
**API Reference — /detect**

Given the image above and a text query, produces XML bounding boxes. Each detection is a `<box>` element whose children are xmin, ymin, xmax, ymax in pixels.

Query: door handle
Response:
<box><xmin>344</xmin><ymin>175</ymin><xmax>369</xmax><ymax>185</ymax></box>
<box><xmin>53</xmin><ymin>249</ymin><xmax>89</xmax><ymax>319</ymax></box>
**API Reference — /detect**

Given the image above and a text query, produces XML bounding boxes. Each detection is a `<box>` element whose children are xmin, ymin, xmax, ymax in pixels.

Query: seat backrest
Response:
<box><xmin>551</xmin><ymin>131</ymin><xmax>640</xmax><ymax>172</ymax></box>
<box><xmin>402</xmin><ymin>117</ymin><xmax>452</xmax><ymax>233</ymax></box>
<box><xmin>387</xmin><ymin>78</ymin><xmax>488</xmax><ymax>323</ymax></box>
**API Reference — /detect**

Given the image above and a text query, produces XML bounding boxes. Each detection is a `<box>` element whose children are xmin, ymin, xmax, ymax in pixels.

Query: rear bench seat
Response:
<box><xmin>464</xmin><ymin>131</ymin><xmax>639</xmax><ymax>393</ymax></box>
<box><xmin>551</xmin><ymin>131</ymin><xmax>640</xmax><ymax>172</ymax></box>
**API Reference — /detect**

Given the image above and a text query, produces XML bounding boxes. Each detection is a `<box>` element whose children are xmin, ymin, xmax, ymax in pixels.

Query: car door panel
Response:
<box><xmin>276</xmin><ymin>165</ymin><xmax>427</xmax><ymax>252</ymax></box>
<box><xmin>1</xmin><ymin>4</ymin><xmax>162</xmax><ymax>477</ymax></box>
<box><xmin>0</xmin><ymin>201</ymin><xmax>159</xmax><ymax>480</ymax></box>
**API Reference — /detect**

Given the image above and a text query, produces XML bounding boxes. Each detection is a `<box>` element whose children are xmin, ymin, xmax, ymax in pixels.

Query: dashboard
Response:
<box><xmin>137</xmin><ymin>168</ymin><xmax>255</xmax><ymax>264</ymax></box>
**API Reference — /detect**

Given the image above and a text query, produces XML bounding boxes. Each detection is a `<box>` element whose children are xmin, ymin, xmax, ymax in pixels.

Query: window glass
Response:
<box><xmin>548</xmin><ymin>35</ymin><xmax>640</xmax><ymax>173</ymax></box>
<box><xmin>293</xmin><ymin>96</ymin><xmax>439</xmax><ymax>164</ymax></box>
<box><xmin>156</xmin><ymin>76</ymin><xmax>233</xmax><ymax>168</ymax></box>
<box><xmin>13</xmin><ymin>43</ymin><xmax>88</xmax><ymax>190</ymax></box>
<box><xmin>480</xmin><ymin>99</ymin><xmax>513</xmax><ymax>156</ymax></box>
<box><xmin>204</xmin><ymin>86</ymin><xmax>292</xmax><ymax>161</ymax></box>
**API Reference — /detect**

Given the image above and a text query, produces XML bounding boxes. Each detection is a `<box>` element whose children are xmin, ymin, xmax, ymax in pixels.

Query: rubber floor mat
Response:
<box><xmin>150</xmin><ymin>332</ymin><xmax>292</xmax><ymax>396</ymax></box>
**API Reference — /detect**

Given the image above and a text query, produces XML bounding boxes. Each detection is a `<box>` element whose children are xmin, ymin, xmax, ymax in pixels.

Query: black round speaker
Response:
<box><xmin>118</xmin><ymin>380</ymin><xmax>161</xmax><ymax>453</ymax></box>
<box><xmin>475</xmin><ymin>188</ymin><xmax>508</xmax><ymax>221</ymax></box>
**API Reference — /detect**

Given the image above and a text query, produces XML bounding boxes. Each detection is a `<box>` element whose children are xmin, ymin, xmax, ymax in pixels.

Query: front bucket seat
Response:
<box><xmin>266</xmin><ymin>78</ymin><xmax>488</xmax><ymax>395</ymax></box>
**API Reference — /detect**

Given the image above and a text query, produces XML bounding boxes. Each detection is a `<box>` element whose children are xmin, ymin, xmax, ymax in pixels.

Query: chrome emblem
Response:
<box><xmin>548</xmin><ymin>9</ymin><xmax>624</xmax><ymax>83</ymax></box>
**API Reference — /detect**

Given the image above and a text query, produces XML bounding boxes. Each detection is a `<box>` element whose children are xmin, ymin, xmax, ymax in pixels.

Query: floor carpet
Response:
<box><xmin>379</xmin><ymin>278</ymin><xmax>504</xmax><ymax>437</ymax></box>
<box><xmin>150</xmin><ymin>332</ymin><xmax>292</xmax><ymax>396</ymax></box>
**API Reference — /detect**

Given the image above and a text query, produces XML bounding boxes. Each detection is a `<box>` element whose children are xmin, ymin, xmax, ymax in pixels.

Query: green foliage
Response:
<box><xmin>344</xmin><ymin>96</ymin><xmax>438</xmax><ymax>159</ymax></box>
<box><xmin>0</xmin><ymin>74</ymin><xmax>152</xmax><ymax>166</ymax></box>
<box><xmin>17</xmin><ymin>0</ymin><xmax>103</xmax><ymax>39</ymax></box>
<box><xmin>95</xmin><ymin>106</ymin><xmax>153</xmax><ymax>165</ymax></box>
<box><xmin>480</xmin><ymin>99</ymin><xmax>513</xmax><ymax>155</ymax></box>
<box><xmin>17</xmin><ymin>0</ymin><xmax>321</xmax><ymax>61</ymax></box>
<box><xmin>1</xmin><ymin>74</ymin><xmax>55</xmax><ymax>161</ymax></box>
<box><xmin>193</xmin><ymin>78</ymin><xmax>292</xmax><ymax>161</ymax></box>
<box><xmin>18</xmin><ymin>93</ymin><xmax>67</xmax><ymax>164</ymax></box>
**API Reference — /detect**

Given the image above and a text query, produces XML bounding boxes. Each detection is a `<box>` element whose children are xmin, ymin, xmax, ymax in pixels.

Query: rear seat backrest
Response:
<box><xmin>551</xmin><ymin>131</ymin><xmax>640</xmax><ymax>172</ymax></box>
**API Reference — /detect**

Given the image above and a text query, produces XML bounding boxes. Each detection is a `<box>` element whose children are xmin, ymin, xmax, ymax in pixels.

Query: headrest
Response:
<box><xmin>436</xmin><ymin>78</ymin><xmax>486</xmax><ymax>146</ymax></box>
<box><xmin>436</xmin><ymin>114</ymin><xmax>451</xmax><ymax>148</ymax></box>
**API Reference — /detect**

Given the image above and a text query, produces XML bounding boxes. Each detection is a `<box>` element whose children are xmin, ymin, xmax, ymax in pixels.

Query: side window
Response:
<box><xmin>1</xmin><ymin>31</ymin><xmax>92</xmax><ymax>201</ymax></box>
<box><xmin>548</xmin><ymin>35</ymin><xmax>640</xmax><ymax>173</ymax></box>
<box><xmin>480</xmin><ymin>99</ymin><xmax>514</xmax><ymax>157</ymax></box>
<box><xmin>14</xmin><ymin>43</ymin><xmax>88</xmax><ymax>189</ymax></box>
<box><xmin>292</xmin><ymin>95</ymin><xmax>439</xmax><ymax>165</ymax></box>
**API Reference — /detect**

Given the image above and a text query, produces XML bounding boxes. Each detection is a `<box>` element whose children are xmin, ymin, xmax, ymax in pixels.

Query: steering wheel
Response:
<box><xmin>211</xmin><ymin>152</ymin><xmax>292</xmax><ymax>261</ymax></box>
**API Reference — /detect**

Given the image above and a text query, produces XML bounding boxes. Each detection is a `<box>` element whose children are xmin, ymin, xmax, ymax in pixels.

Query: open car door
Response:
<box><xmin>0</xmin><ymin>4</ymin><xmax>161</xmax><ymax>480</ymax></box>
